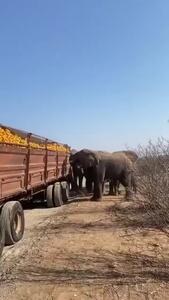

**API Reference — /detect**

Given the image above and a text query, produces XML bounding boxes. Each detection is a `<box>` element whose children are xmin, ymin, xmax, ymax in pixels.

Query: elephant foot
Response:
<box><xmin>87</xmin><ymin>190</ymin><xmax>93</xmax><ymax>194</ymax></box>
<box><xmin>125</xmin><ymin>194</ymin><xmax>133</xmax><ymax>201</ymax></box>
<box><xmin>90</xmin><ymin>196</ymin><xmax>102</xmax><ymax>202</ymax></box>
<box><xmin>125</xmin><ymin>191</ymin><xmax>133</xmax><ymax>201</ymax></box>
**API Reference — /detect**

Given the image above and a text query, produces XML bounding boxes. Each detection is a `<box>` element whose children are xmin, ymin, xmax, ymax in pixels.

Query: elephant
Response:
<box><xmin>123</xmin><ymin>151</ymin><xmax>138</xmax><ymax>193</ymax></box>
<box><xmin>69</xmin><ymin>152</ymin><xmax>84</xmax><ymax>191</ymax></box>
<box><xmin>70</xmin><ymin>149</ymin><xmax>134</xmax><ymax>201</ymax></box>
<box><xmin>110</xmin><ymin>150</ymin><xmax>138</xmax><ymax>194</ymax></box>
<box><xmin>69</xmin><ymin>152</ymin><xmax>94</xmax><ymax>193</ymax></box>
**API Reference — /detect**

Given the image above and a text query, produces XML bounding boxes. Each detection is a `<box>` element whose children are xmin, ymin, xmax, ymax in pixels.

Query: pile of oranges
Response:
<box><xmin>0</xmin><ymin>127</ymin><xmax>69</xmax><ymax>153</ymax></box>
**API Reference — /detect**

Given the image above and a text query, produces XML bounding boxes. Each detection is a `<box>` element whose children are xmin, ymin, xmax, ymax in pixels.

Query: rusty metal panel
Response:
<box><xmin>0</xmin><ymin>145</ymin><xmax>27</xmax><ymax>201</ymax></box>
<box><xmin>28</xmin><ymin>149</ymin><xmax>46</xmax><ymax>189</ymax></box>
<box><xmin>57</xmin><ymin>152</ymin><xmax>69</xmax><ymax>178</ymax></box>
<box><xmin>46</xmin><ymin>150</ymin><xmax>57</xmax><ymax>183</ymax></box>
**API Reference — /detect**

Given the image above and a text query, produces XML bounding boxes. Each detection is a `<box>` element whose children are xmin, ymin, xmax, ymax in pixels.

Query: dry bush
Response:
<box><xmin>136</xmin><ymin>138</ymin><xmax>169</xmax><ymax>227</ymax></box>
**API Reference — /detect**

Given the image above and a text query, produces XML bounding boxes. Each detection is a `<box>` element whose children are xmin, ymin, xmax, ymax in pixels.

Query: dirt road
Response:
<box><xmin>1</xmin><ymin>196</ymin><xmax>169</xmax><ymax>300</ymax></box>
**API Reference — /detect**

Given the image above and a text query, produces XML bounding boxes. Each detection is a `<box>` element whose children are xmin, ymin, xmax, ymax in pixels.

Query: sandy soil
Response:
<box><xmin>1</xmin><ymin>196</ymin><xmax>169</xmax><ymax>300</ymax></box>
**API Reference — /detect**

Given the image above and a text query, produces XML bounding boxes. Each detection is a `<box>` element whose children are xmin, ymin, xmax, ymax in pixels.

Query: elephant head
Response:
<box><xmin>70</xmin><ymin>149</ymin><xmax>100</xmax><ymax>169</ymax></box>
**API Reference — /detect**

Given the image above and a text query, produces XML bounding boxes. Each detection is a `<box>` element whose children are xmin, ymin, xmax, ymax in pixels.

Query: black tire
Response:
<box><xmin>46</xmin><ymin>185</ymin><xmax>54</xmax><ymax>208</ymax></box>
<box><xmin>1</xmin><ymin>201</ymin><xmax>25</xmax><ymax>246</ymax></box>
<box><xmin>53</xmin><ymin>183</ymin><xmax>63</xmax><ymax>207</ymax></box>
<box><xmin>61</xmin><ymin>181</ymin><xmax>69</xmax><ymax>203</ymax></box>
<box><xmin>0</xmin><ymin>216</ymin><xmax>5</xmax><ymax>256</ymax></box>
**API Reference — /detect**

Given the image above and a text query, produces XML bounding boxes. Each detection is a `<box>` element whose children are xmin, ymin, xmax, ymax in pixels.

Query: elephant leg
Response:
<box><xmin>109</xmin><ymin>179</ymin><xmax>120</xmax><ymax>196</ymax></box>
<box><xmin>91</xmin><ymin>166</ymin><xmax>104</xmax><ymax>201</ymax></box>
<box><xmin>131</xmin><ymin>174</ymin><xmax>137</xmax><ymax>194</ymax></box>
<box><xmin>109</xmin><ymin>180</ymin><xmax>115</xmax><ymax>195</ymax></box>
<box><xmin>91</xmin><ymin>181</ymin><xmax>102</xmax><ymax>201</ymax></box>
<box><xmin>115</xmin><ymin>180</ymin><xmax>121</xmax><ymax>195</ymax></box>
<box><xmin>85</xmin><ymin>167</ymin><xmax>94</xmax><ymax>193</ymax></box>
<box><xmin>102</xmin><ymin>182</ymin><xmax>106</xmax><ymax>195</ymax></box>
<box><xmin>120</xmin><ymin>172</ymin><xmax>133</xmax><ymax>200</ymax></box>
<box><xmin>114</xmin><ymin>182</ymin><xmax>118</xmax><ymax>196</ymax></box>
<box><xmin>72</xmin><ymin>175</ymin><xmax>78</xmax><ymax>191</ymax></box>
<box><xmin>86</xmin><ymin>177</ymin><xmax>93</xmax><ymax>193</ymax></box>
<box><xmin>79</xmin><ymin>175</ymin><xmax>83</xmax><ymax>190</ymax></box>
<box><xmin>116</xmin><ymin>181</ymin><xmax>121</xmax><ymax>195</ymax></box>
<box><xmin>71</xmin><ymin>164</ymin><xmax>79</xmax><ymax>191</ymax></box>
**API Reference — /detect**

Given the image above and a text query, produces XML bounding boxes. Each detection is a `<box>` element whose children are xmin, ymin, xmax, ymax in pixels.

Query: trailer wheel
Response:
<box><xmin>61</xmin><ymin>182</ymin><xmax>69</xmax><ymax>203</ymax></box>
<box><xmin>1</xmin><ymin>201</ymin><xmax>25</xmax><ymax>246</ymax></box>
<box><xmin>0</xmin><ymin>216</ymin><xmax>5</xmax><ymax>256</ymax></box>
<box><xmin>53</xmin><ymin>183</ymin><xmax>63</xmax><ymax>207</ymax></box>
<box><xmin>46</xmin><ymin>185</ymin><xmax>54</xmax><ymax>208</ymax></box>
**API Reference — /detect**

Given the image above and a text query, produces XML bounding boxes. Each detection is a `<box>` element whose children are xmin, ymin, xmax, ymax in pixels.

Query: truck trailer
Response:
<box><xmin>0</xmin><ymin>124</ymin><xmax>71</xmax><ymax>256</ymax></box>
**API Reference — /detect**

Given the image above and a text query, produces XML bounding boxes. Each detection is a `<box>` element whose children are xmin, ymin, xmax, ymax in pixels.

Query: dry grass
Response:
<box><xmin>136</xmin><ymin>138</ymin><xmax>169</xmax><ymax>228</ymax></box>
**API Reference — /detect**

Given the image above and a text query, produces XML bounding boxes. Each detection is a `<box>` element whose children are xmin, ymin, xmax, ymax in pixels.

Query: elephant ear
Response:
<box><xmin>69</xmin><ymin>152</ymin><xmax>79</xmax><ymax>166</ymax></box>
<box><xmin>89</xmin><ymin>151</ymin><xmax>100</xmax><ymax>165</ymax></box>
<box><xmin>123</xmin><ymin>151</ymin><xmax>138</xmax><ymax>163</ymax></box>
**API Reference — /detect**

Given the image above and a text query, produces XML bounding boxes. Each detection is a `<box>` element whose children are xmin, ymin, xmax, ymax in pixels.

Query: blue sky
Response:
<box><xmin>0</xmin><ymin>0</ymin><xmax>169</xmax><ymax>150</ymax></box>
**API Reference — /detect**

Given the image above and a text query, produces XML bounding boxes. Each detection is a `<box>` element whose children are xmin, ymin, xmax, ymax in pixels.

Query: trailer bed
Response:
<box><xmin>0</xmin><ymin>125</ymin><xmax>70</xmax><ymax>204</ymax></box>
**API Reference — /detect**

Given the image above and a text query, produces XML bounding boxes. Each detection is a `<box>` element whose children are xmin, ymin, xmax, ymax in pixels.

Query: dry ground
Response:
<box><xmin>1</xmin><ymin>195</ymin><xmax>169</xmax><ymax>299</ymax></box>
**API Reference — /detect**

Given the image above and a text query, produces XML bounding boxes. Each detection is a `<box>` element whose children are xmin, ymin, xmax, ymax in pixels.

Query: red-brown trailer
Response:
<box><xmin>0</xmin><ymin>124</ymin><xmax>71</xmax><ymax>256</ymax></box>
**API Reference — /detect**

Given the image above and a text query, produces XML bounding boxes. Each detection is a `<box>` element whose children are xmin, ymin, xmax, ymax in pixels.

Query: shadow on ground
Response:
<box><xmin>13</xmin><ymin>250</ymin><xmax>169</xmax><ymax>285</ymax></box>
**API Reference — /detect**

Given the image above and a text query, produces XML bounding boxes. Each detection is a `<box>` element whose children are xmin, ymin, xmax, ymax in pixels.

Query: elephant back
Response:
<box><xmin>112</xmin><ymin>150</ymin><xmax>138</xmax><ymax>163</ymax></box>
<box><xmin>96</xmin><ymin>151</ymin><xmax>133</xmax><ymax>171</ymax></box>
<box><xmin>111</xmin><ymin>152</ymin><xmax>134</xmax><ymax>171</ymax></box>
